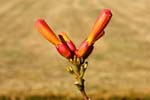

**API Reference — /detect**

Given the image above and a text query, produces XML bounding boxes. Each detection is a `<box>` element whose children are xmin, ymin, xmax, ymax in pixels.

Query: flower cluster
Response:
<box><xmin>35</xmin><ymin>9</ymin><xmax>112</xmax><ymax>100</ymax></box>
<box><xmin>35</xmin><ymin>9</ymin><xmax>112</xmax><ymax>59</ymax></box>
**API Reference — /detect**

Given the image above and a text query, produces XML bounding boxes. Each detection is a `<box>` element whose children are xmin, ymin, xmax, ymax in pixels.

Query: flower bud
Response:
<box><xmin>87</xmin><ymin>9</ymin><xmax>112</xmax><ymax>45</ymax></box>
<box><xmin>58</xmin><ymin>32</ymin><xmax>76</xmax><ymax>52</ymax></box>
<box><xmin>35</xmin><ymin>18</ymin><xmax>60</xmax><ymax>46</ymax></box>
<box><xmin>82</xmin><ymin>45</ymin><xmax>94</xmax><ymax>59</ymax></box>
<box><xmin>56</xmin><ymin>43</ymin><xmax>72</xmax><ymax>59</ymax></box>
<box><xmin>75</xmin><ymin>9</ymin><xmax>112</xmax><ymax>58</ymax></box>
<box><xmin>36</xmin><ymin>19</ymin><xmax>72</xmax><ymax>59</ymax></box>
<box><xmin>75</xmin><ymin>40</ymin><xmax>94</xmax><ymax>58</ymax></box>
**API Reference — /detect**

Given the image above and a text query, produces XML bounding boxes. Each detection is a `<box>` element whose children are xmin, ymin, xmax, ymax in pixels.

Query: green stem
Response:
<box><xmin>79</xmin><ymin>79</ymin><xmax>90</xmax><ymax>100</ymax></box>
<box><xmin>68</xmin><ymin>57</ymin><xmax>90</xmax><ymax>100</ymax></box>
<box><xmin>75</xmin><ymin>71</ymin><xmax>90</xmax><ymax>100</ymax></box>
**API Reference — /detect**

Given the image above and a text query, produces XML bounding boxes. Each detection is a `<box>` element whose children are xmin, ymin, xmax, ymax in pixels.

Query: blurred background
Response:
<box><xmin>0</xmin><ymin>0</ymin><xmax>150</xmax><ymax>99</ymax></box>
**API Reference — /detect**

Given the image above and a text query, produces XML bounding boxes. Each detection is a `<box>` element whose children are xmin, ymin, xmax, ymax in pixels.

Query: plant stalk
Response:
<box><xmin>68</xmin><ymin>57</ymin><xmax>91</xmax><ymax>100</ymax></box>
<box><xmin>80</xmin><ymin>84</ymin><xmax>90</xmax><ymax>100</ymax></box>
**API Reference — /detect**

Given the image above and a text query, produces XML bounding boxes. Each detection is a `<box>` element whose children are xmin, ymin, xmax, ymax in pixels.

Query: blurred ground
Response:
<box><xmin>0</xmin><ymin>0</ymin><xmax>150</xmax><ymax>98</ymax></box>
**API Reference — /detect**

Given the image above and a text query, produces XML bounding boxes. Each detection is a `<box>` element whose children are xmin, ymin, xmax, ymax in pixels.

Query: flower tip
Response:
<box><xmin>58</xmin><ymin>32</ymin><xmax>70</xmax><ymax>42</ymax></box>
<box><xmin>103</xmin><ymin>9</ymin><xmax>111</xmax><ymax>13</ymax></box>
<box><xmin>101</xmin><ymin>9</ymin><xmax>112</xmax><ymax>18</ymax></box>
<box><xmin>35</xmin><ymin>18</ymin><xmax>45</xmax><ymax>27</ymax></box>
<box><xmin>36</xmin><ymin>18</ymin><xmax>44</xmax><ymax>22</ymax></box>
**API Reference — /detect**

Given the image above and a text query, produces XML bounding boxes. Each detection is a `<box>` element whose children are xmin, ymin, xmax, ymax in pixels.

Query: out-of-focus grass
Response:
<box><xmin>0</xmin><ymin>95</ymin><xmax>150</xmax><ymax>100</ymax></box>
<box><xmin>0</xmin><ymin>0</ymin><xmax>150</xmax><ymax>98</ymax></box>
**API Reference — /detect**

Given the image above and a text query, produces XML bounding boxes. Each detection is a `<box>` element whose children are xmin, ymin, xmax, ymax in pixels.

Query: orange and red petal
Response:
<box><xmin>35</xmin><ymin>19</ymin><xmax>60</xmax><ymax>46</ymax></box>
<box><xmin>93</xmin><ymin>31</ymin><xmax>105</xmax><ymax>43</ymax></box>
<box><xmin>75</xmin><ymin>40</ymin><xmax>93</xmax><ymax>58</ymax></box>
<box><xmin>87</xmin><ymin>9</ymin><xmax>112</xmax><ymax>45</ymax></box>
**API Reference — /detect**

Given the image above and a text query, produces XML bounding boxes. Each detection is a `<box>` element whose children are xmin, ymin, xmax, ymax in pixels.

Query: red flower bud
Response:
<box><xmin>82</xmin><ymin>45</ymin><xmax>94</xmax><ymax>59</ymax></box>
<box><xmin>56</xmin><ymin>43</ymin><xmax>72</xmax><ymax>58</ymax></box>
<box><xmin>58</xmin><ymin>32</ymin><xmax>76</xmax><ymax>52</ymax></box>
<box><xmin>75</xmin><ymin>40</ymin><xmax>94</xmax><ymax>58</ymax></box>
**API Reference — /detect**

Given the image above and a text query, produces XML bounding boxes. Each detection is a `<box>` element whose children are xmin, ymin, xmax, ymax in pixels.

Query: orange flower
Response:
<box><xmin>35</xmin><ymin>19</ymin><xmax>60</xmax><ymax>46</ymax></box>
<box><xmin>87</xmin><ymin>9</ymin><xmax>112</xmax><ymax>45</ymax></box>
<box><xmin>76</xmin><ymin>9</ymin><xmax>112</xmax><ymax>58</ymax></box>
<box><xmin>35</xmin><ymin>19</ymin><xmax>72</xmax><ymax>58</ymax></box>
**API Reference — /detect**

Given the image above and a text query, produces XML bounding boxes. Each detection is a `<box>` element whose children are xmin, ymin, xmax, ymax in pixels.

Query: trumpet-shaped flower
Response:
<box><xmin>35</xmin><ymin>19</ymin><xmax>60</xmax><ymax>46</ymax></box>
<box><xmin>35</xmin><ymin>19</ymin><xmax>72</xmax><ymax>58</ymax></box>
<box><xmin>87</xmin><ymin>9</ymin><xmax>112</xmax><ymax>45</ymax></box>
<box><xmin>75</xmin><ymin>9</ymin><xmax>112</xmax><ymax>58</ymax></box>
